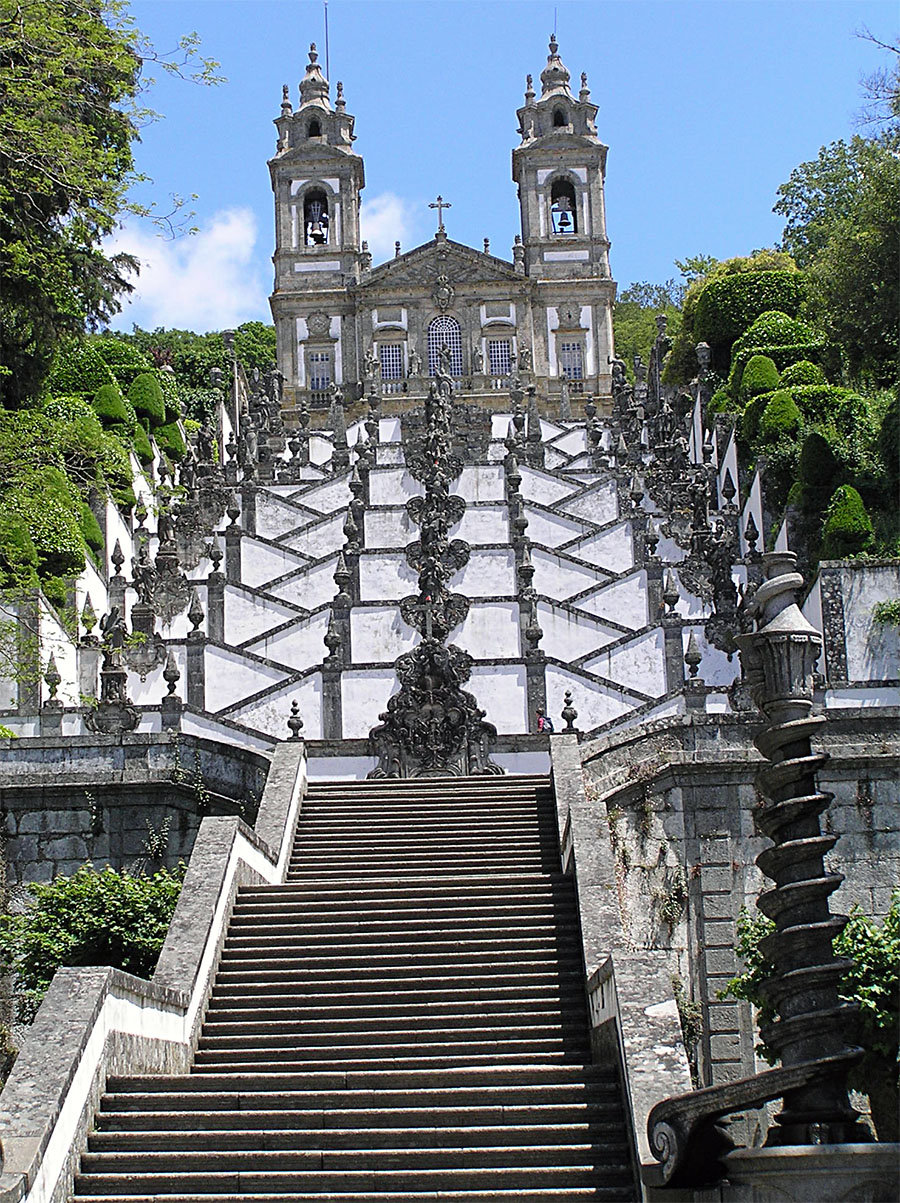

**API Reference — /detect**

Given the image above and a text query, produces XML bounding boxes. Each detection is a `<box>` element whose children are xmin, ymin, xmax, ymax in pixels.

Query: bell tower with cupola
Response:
<box><xmin>269</xmin><ymin>45</ymin><xmax>366</xmax><ymax>403</ymax></box>
<box><xmin>511</xmin><ymin>36</ymin><xmax>616</xmax><ymax>403</ymax></box>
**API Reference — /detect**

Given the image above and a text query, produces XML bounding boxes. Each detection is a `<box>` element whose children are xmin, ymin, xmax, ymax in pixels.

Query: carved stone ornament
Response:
<box><xmin>150</xmin><ymin>562</ymin><xmax>193</xmax><ymax>626</ymax></box>
<box><xmin>432</xmin><ymin>273</ymin><xmax>455</xmax><ymax>312</ymax></box>
<box><xmin>306</xmin><ymin>310</ymin><xmax>331</xmax><ymax>337</ymax></box>
<box><xmin>368</xmin><ymin>638</ymin><xmax>503</xmax><ymax>779</ymax></box>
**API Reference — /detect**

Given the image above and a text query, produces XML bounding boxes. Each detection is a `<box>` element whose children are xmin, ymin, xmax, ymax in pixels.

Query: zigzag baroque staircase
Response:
<box><xmin>73</xmin><ymin>774</ymin><xmax>637</xmax><ymax>1201</ymax></box>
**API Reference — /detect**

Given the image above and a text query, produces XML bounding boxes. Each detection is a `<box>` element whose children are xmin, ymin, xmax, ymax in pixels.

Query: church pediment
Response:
<box><xmin>359</xmin><ymin>238</ymin><xmax>523</xmax><ymax>291</ymax></box>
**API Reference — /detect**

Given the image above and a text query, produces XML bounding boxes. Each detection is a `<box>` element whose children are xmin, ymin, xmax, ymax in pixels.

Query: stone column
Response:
<box><xmin>240</xmin><ymin>483</ymin><xmax>257</xmax><ymax>538</ymax></box>
<box><xmin>206</xmin><ymin>570</ymin><xmax>225</xmax><ymax>643</ymax></box>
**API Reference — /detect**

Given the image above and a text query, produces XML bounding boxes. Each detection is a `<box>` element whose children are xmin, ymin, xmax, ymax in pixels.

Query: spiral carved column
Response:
<box><xmin>736</xmin><ymin>552</ymin><xmax>869</xmax><ymax>1146</ymax></box>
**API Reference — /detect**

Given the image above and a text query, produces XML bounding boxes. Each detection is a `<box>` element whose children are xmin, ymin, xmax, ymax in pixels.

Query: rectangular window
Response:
<box><xmin>560</xmin><ymin>341</ymin><xmax>584</xmax><ymax>380</ymax></box>
<box><xmin>379</xmin><ymin>343</ymin><xmax>403</xmax><ymax>380</ymax></box>
<box><xmin>487</xmin><ymin>339</ymin><xmax>512</xmax><ymax>377</ymax></box>
<box><xmin>308</xmin><ymin>350</ymin><xmax>331</xmax><ymax>391</ymax></box>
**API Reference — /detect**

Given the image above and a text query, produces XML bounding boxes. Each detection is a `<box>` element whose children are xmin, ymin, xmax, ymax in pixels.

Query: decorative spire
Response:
<box><xmin>280</xmin><ymin>83</ymin><xmax>292</xmax><ymax>116</ymax></box>
<box><xmin>540</xmin><ymin>33</ymin><xmax>571</xmax><ymax>97</ymax></box>
<box><xmin>299</xmin><ymin>43</ymin><xmax>330</xmax><ymax>109</ymax></box>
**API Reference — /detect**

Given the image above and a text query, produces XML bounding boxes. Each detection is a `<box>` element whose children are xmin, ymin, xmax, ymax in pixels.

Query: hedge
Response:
<box><xmin>92</xmin><ymin>384</ymin><xmax>133</xmax><ymax>431</ymax></box>
<box><xmin>155</xmin><ymin>420</ymin><xmax>186</xmax><ymax>461</ymax></box>
<box><xmin>694</xmin><ymin>272</ymin><xmax>804</xmax><ymax>357</ymax></box>
<box><xmin>159</xmin><ymin>370</ymin><xmax>181</xmax><ymax>422</ymax></box>
<box><xmin>821</xmin><ymin>485</ymin><xmax>874</xmax><ymax>559</ymax></box>
<box><xmin>132</xmin><ymin>422</ymin><xmax>155</xmax><ymax>466</ymax></box>
<box><xmin>4</xmin><ymin>468</ymin><xmax>86</xmax><ymax>579</ymax></box>
<box><xmin>799</xmin><ymin>429</ymin><xmax>843</xmax><ymax>490</ymax></box>
<box><xmin>128</xmin><ymin>373</ymin><xmax>166</xmax><ymax>428</ymax></box>
<box><xmin>78</xmin><ymin>502</ymin><xmax>104</xmax><ymax>554</ymax></box>
<box><xmin>759</xmin><ymin>391</ymin><xmax>802</xmax><ymax>443</ymax></box>
<box><xmin>91</xmin><ymin>338</ymin><xmax>153</xmax><ymax>388</ymax></box>
<box><xmin>780</xmin><ymin>359</ymin><xmax>826</xmax><ymax>387</ymax></box>
<box><xmin>46</xmin><ymin>341</ymin><xmax>117</xmax><ymax>399</ymax></box>
<box><xmin>739</xmin><ymin>355</ymin><xmax>780</xmax><ymax>403</ymax></box>
<box><xmin>0</xmin><ymin>511</ymin><xmax>39</xmax><ymax>590</ymax></box>
<box><xmin>749</xmin><ymin>384</ymin><xmax>866</xmax><ymax>434</ymax></box>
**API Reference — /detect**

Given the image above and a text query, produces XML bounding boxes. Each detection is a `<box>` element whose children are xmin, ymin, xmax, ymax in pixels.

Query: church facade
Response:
<box><xmin>268</xmin><ymin>37</ymin><xmax>616</xmax><ymax>414</ymax></box>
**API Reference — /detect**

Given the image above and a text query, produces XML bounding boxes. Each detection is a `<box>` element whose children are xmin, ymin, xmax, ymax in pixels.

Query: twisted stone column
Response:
<box><xmin>736</xmin><ymin>552</ymin><xmax>868</xmax><ymax>1146</ymax></box>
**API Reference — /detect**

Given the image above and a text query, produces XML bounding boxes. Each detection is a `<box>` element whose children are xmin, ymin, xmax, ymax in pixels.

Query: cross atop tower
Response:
<box><xmin>428</xmin><ymin>195</ymin><xmax>451</xmax><ymax>234</ymax></box>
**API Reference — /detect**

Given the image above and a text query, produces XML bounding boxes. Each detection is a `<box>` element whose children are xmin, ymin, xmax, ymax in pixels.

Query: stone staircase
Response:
<box><xmin>73</xmin><ymin>774</ymin><xmax>637</xmax><ymax>1201</ymax></box>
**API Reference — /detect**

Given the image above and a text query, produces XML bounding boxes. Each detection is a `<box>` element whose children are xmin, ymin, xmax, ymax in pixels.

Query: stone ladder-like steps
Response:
<box><xmin>73</xmin><ymin>774</ymin><xmax>637</xmax><ymax>1201</ymax></box>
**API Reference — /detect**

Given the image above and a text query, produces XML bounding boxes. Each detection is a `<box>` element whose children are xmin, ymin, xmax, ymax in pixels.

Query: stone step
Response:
<box><xmin>204</xmin><ymin>996</ymin><xmax>584</xmax><ymax>1021</ymax></box>
<box><xmin>207</xmin><ymin>982</ymin><xmax>583</xmax><ymax>1008</ymax></box>
<box><xmin>201</xmin><ymin>1004</ymin><xmax>586</xmax><ymax>1031</ymax></box>
<box><xmin>221</xmin><ymin>921</ymin><xmax>578</xmax><ymax>946</ymax></box>
<box><xmin>88</xmin><ymin>1121</ymin><xmax>626</xmax><ymax>1151</ymax></box>
<box><xmin>95</xmin><ymin>1102</ymin><xmax>621</xmax><ymax>1132</ymax></box>
<box><xmin>240</xmin><ymin>872</ymin><xmax>571</xmax><ymax>896</ymax></box>
<box><xmin>227</xmin><ymin>903</ymin><xmax>578</xmax><ymax>927</ymax></box>
<box><xmin>73</xmin><ymin>1164</ymin><xmax>628</xmax><ymax>1194</ymax></box>
<box><xmin>194</xmin><ymin>1034</ymin><xmax>589</xmax><ymax>1058</ymax></box>
<box><xmin>75</xmin><ymin>1191</ymin><xmax>626</xmax><ymax>1203</ymax></box>
<box><xmin>212</xmin><ymin>961</ymin><xmax>584</xmax><ymax>985</ymax></box>
<box><xmin>189</xmin><ymin>1053</ymin><xmax>592</xmax><ymax>1073</ymax></box>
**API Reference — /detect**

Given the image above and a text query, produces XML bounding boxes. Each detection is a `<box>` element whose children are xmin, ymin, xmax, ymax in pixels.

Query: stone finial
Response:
<box><xmin>111</xmin><ymin>538</ymin><xmax>125</xmax><ymax>576</ymax></box>
<box><xmin>394</xmin><ymin>240</ymin><xmax>401</xmax><ymax>258</ymax></box>
<box><xmin>187</xmin><ymin>591</ymin><xmax>204</xmax><ymax>633</ymax></box>
<box><xmin>287</xmin><ymin>700</ymin><xmax>304</xmax><ymax>741</ymax></box>
<box><xmin>280</xmin><ymin>83</ymin><xmax>292</xmax><ymax>116</ymax></box>
<box><xmin>163</xmin><ymin>649</ymin><xmax>181</xmax><ymax>696</ymax></box>
<box><xmin>662</xmin><ymin>569</ymin><xmax>679</xmax><ymax>612</ymax></box>
<box><xmin>684</xmin><ymin>630</ymin><xmax>702</xmax><ymax>679</ymax></box>
<box><xmin>720</xmin><ymin>467</ymin><xmax>737</xmax><ymax>508</ymax></box>
<box><xmin>744</xmin><ymin>512</ymin><xmax>760</xmax><ymax>555</ymax></box>
<box><xmin>226</xmin><ymin>494</ymin><xmax>241</xmax><ymax>526</ymax></box>
<box><xmin>646</xmin><ymin>519</ymin><xmax>660</xmax><ymax>559</ymax></box>
<box><xmin>81</xmin><ymin>594</ymin><xmax>98</xmax><ymax>643</ymax></box>
<box><xmin>208</xmin><ymin>539</ymin><xmax>224</xmax><ymax>575</ymax></box>
<box><xmin>44</xmin><ymin>653</ymin><xmax>61</xmax><ymax>703</ymax></box>
<box><xmin>561</xmin><ymin>690</ymin><xmax>578</xmax><ymax>733</ymax></box>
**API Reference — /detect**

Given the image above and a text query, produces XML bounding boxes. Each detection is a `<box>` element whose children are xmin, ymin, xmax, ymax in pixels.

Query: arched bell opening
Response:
<box><xmin>550</xmin><ymin>178</ymin><xmax>577</xmax><ymax>235</ymax></box>
<box><xmin>303</xmin><ymin>188</ymin><xmax>329</xmax><ymax>245</ymax></box>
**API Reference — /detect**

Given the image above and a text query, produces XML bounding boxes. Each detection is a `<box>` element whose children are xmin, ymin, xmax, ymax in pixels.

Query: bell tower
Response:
<box><xmin>269</xmin><ymin>45</ymin><xmax>366</xmax><ymax>405</ymax></box>
<box><xmin>511</xmin><ymin>36</ymin><xmax>616</xmax><ymax>403</ymax></box>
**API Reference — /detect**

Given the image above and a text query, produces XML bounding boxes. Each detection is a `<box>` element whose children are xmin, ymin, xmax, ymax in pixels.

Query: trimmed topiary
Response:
<box><xmin>132</xmin><ymin>422</ymin><xmax>154</xmax><ymax>466</ymax></box>
<box><xmin>155</xmin><ymin>420</ymin><xmax>186</xmax><ymax>461</ymax></box>
<box><xmin>739</xmin><ymin>355</ymin><xmax>780</xmax><ymax>403</ymax></box>
<box><xmin>128</xmin><ymin>373</ymin><xmax>165</xmax><ymax>428</ymax></box>
<box><xmin>799</xmin><ymin>430</ymin><xmax>842</xmax><ymax>490</ymax></box>
<box><xmin>741</xmin><ymin>393</ymin><xmax>770</xmax><ymax>446</ymax></box>
<box><xmin>91</xmin><ymin>338</ymin><xmax>153</xmax><ymax>388</ymax></box>
<box><xmin>694</xmin><ymin>272</ymin><xmax>804</xmax><ymax>359</ymax></box>
<box><xmin>820</xmin><ymin>485</ymin><xmax>874</xmax><ymax>559</ymax></box>
<box><xmin>708</xmin><ymin>388</ymin><xmax>735</xmax><ymax>415</ymax></box>
<box><xmin>79</xmin><ymin>502</ymin><xmax>104</xmax><ymax>554</ymax></box>
<box><xmin>46</xmin><ymin>341</ymin><xmax>117</xmax><ymax>399</ymax></box>
<box><xmin>759</xmin><ymin>391</ymin><xmax>802</xmax><ymax>443</ymax></box>
<box><xmin>780</xmin><ymin>359</ymin><xmax>826</xmax><ymax>387</ymax></box>
<box><xmin>92</xmin><ymin>384</ymin><xmax>130</xmax><ymax>427</ymax></box>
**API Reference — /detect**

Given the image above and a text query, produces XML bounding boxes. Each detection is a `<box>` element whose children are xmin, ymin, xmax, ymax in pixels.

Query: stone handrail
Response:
<box><xmin>0</xmin><ymin>739</ymin><xmax>307</xmax><ymax>1203</ymax></box>
<box><xmin>549</xmin><ymin>734</ymin><xmax>693</xmax><ymax>1176</ymax></box>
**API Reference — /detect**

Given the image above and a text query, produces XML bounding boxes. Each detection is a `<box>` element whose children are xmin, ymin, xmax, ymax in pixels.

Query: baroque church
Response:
<box><xmin>0</xmin><ymin>32</ymin><xmax>897</xmax><ymax>1203</ymax></box>
<box><xmin>269</xmin><ymin>38</ymin><xmax>616</xmax><ymax>414</ymax></box>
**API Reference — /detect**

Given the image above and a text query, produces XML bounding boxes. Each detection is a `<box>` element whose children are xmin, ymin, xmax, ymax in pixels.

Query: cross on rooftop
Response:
<box><xmin>429</xmin><ymin>195</ymin><xmax>451</xmax><ymax>233</ymax></box>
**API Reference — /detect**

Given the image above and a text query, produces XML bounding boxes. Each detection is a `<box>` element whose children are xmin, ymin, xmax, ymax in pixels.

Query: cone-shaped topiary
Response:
<box><xmin>740</xmin><ymin>355</ymin><xmax>780</xmax><ymax>403</ymax></box>
<box><xmin>821</xmin><ymin>485</ymin><xmax>874</xmax><ymax>559</ymax></box>
<box><xmin>155</xmin><ymin>420</ymin><xmax>186</xmax><ymax>460</ymax></box>
<box><xmin>79</xmin><ymin>502</ymin><xmax>104</xmax><ymax>553</ymax></box>
<box><xmin>759</xmin><ymin>390</ymin><xmax>802</xmax><ymax>443</ymax></box>
<box><xmin>780</xmin><ymin>359</ymin><xmax>826</xmax><ymax>387</ymax></box>
<box><xmin>128</xmin><ymin>372</ymin><xmax>166</xmax><ymax>428</ymax></box>
<box><xmin>132</xmin><ymin>422</ymin><xmax>154</xmax><ymax>466</ymax></box>
<box><xmin>799</xmin><ymin>430</ymin><xmax>841</xmax><ymax>490</ymax></box>
<box><xmin>92</xmin><ymin>384</ymin><xmax>130</xmax><ymax>428</ymax></box>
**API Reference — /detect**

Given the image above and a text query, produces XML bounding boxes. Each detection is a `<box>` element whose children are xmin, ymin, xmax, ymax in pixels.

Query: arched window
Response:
<box><xmin>308</xmin><ymin>118</ymin><xmax>321</xmax><ymax>137</ymax></box>
<box><xmin>428</xmin><ymin>315</ymin><xmax>462</xmax><ymax>377</ymax></box>
<box><xmin>550</xmin><ymin>178</ymin><xmax>577</xmax><ymax>234</ymax></box>
<box><xmin>553</xmin><ymin>107</ymin><xmax>566</xmax><ymax>127</ymax></box>
<box><xmin>303</xmin><ymin>188</ymin><xmax>329</xmax><ymax>245</ymax></box>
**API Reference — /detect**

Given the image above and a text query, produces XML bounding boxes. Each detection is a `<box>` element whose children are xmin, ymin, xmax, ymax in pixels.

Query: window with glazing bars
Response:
<box><xmin>487</xmin><ymin>339</ymin><xmax>512</xmax><ymax>377</ymax></box>
<box><xmin>560</xmin><ymin>341</ymin><xmax>584</xmax><ymax>380</ymax></box>
<box><xmin>308</xmin><ymin>350</ymin><xmax>331</xmax><ymax>390</ymax></box>
<box><xmin>379</xmin><ymin>343</ymin><xmax>403</xmax><ymax>380</ymax></box>
<box><xmin>427</xmin><ymin>315</ymin><xmax>463</xmax><ymax>377</ymax></box>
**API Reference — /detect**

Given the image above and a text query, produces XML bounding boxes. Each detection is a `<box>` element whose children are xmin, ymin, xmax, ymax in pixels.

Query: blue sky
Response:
<box><xmin>108</xmin><ymin>0</ymin><xmax>897</xmax><ymax>332</ymax></box>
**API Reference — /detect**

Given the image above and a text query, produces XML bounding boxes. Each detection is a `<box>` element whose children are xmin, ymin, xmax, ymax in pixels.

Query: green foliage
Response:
<box><xmin>0</xmin><ymin>863</ymin><xmax>186</xmax><ymax>1023</ymax></box>
<box><xmin>4</xmin><ymin>466</ymin><xmax>86</xmax><ymax>579</ymax></box>
<box><xmin>91</xmin><ymin>336</ymin><xmax>152</xmax><ymax>389</ymax></box>
<box><xmin>127</xmin><ymin>372</ymin><xmax>165</xmax><ymax>428</ymax></box>
<box><xmin>78</xmin><ymin>501</ymin><xmax>103</xmax><ymax>554</ymax></box>
<box><xmin>739</xmin><ymin>355</ymin><xmax>780</xmax><ymax>402</ymax></box>
<box><xmin>155</xmin><ymin>420</ymin><xmax>186</xmax><ymax>461</ymax></box>
<box><xmin>780</xmin><ymin>359</ymin><xmax>826</xmax><ymax>387</ymax></box>
<box><xmin>821</xmin><ymin>485</ymin><xmax>874</xmax><ymax>559</ymax></box>
<box><xmin>694</xmin><ymin>270</ymin><xmax>803</xmax><ymax>360</ymax></box>
<box><xmin>91</xmin><ymin>383</ymin><xmax>132</xmax><ymax>430</ymax></box>
<box><xmin>613</xmin><ymin>280</ymin><xmax>683</xmax><ymax>380</ymax></box>
<box><xmin>709</xmin><ymin>387</ymin><xmax>736</xmax><ymax>415</ymax></box>
<box><xmin>799</xmin><ymin>429</ymin><xmax>842</xmax><ymax>490</ymax></box>
<box><xmin>46</xmin><ymin>341</ymin><xmax>117</xmax><ymax>400</ymax></box>
<box><xmin>132</xmin><ymin>422</ymin><xmax>154</xmax><ymax>466</ymax></box>
<box><xmin>759</xmin><ymin>391</ymin><xmax>802</xmax><ymax>443</ymax></box>
<box><xmin>878</xmin><ymin>392</ymin><xmax>899</xmax><ymax>493</ymax></box>
<box><xmin>0</xmin><ymin>511</ymin><xmax>39</xmax><ymax>591</ymax></box>
<box><xmin>872</xmin><ymin>599</ymin><xmax>900</xmax><ymax>625</ymax></box>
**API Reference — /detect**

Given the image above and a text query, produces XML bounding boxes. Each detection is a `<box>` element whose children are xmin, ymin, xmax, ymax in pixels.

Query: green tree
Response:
<box><xmin>612</xmin><ymin>280</ymin><xmax>682</xmax><ymax>381</ymax></box>
<box><xmin>0</xmin><ymin>0</ymin><xmax>219</xmax><ymax>408</ymax></box>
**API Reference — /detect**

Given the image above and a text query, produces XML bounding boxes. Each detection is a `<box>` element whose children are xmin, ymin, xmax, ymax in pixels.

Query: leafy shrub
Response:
<box><xmin>740</xmin><ymin>355</ymin><xmax>780</xmax><ymax>403</ymax></box>
<box><xmin>780</xmin><ymin>359</ymin><xmax>826</xmax><ymax>387</ymax></box>
<box><xmin>92</xmin><ymin>384</ymin><xmax>130</xmax><ymax>429</ymax></box>
<box><xmin>708</xmin><ymin>387</ymin><xmax>735</xmax><ymax>415</ymax></box>
<box><xmin>694</xmin><ymin>272</ymin><xmax>804</xmax><ymax>359</ymax></box>
<box><xmin>728</xmin><ymin>310</ymin><xmax>833</xmax><ymax>396</ymax></box>
<box><xmin>132</xmin><ymin>422</ymin><xmax>154</xmax><ymax>466</ymax></box>
<box><xmin>0</xmin><ymin>511</ymin><xmax>39</xmax><ymax>590</ymax></box>
<box><xmin>821</xmin><ymin>484</ymin><xmax>874</xmax><ymax>559</ymax></box>
<box><xmin>0</xmin><ymin>863</ymin><xmax>186</xmax><ymax>1023</ymax></box>
<box><xmin>128</xmin><ymin>373</ymin><xmax>165</xmax><ymax>428</ymax></box>
<box><xmin>78</xmin><ymin>502</ymin><xmax>103</xmax><ymax>554</ymax></box>
<box><xmin>878</xmin><ymin>392</ymin><xmax>899</xmax><ymax>494</ymax></box>
<box><xmin>91</xmin><ymin>337</ymin><xmax>152</xmax><ymax>388</ymax></box>
<box><xmin>741</xmin><ymin>393</ymin><xmax>770</xmax><ymax>446</ymax></box>
<box><xmin>722</xmin><ymin>894</ymin><xmax>899</xmax><ymax>1141</ymax></box>
<box><xmin>46</xmin><ymin>341</ymin><xmax>116</xmax><ymax>398</ymax></box>
<box><xmin>799</xmin><ymin>429</ymin><xmax>842</xmax><ymax>490</ymax></box>
<box><xmin>873</xmin><ymin>599</ymin><xmax>900</xmax><ymax>625</ymax></box>
<box><xmin>759</xmin><ymin>390</ymin><xmax>802</xmax><ymax>442</ymax></box>
<box><xmin>155</xmin><ymin>420</ymin><xmax>186</xmax><ymax>461</ymax></box>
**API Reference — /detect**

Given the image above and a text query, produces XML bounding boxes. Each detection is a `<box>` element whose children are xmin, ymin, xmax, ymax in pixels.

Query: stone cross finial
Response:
<box><xmin>428</xmin><ymin>195</ymin><xmax>451</xmax><ymax>234</ymax></box>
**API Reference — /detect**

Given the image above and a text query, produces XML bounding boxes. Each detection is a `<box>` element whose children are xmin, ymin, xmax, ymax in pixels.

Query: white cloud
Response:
<box><xmin>106</xmin><ymin>208</ymin><xmax>269</xmax><ymax>333</ymax></box>
<box><xmin>359</xmin><ymin>192</ymin><xmax>418</xmax><ymax>262</ymax></box>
